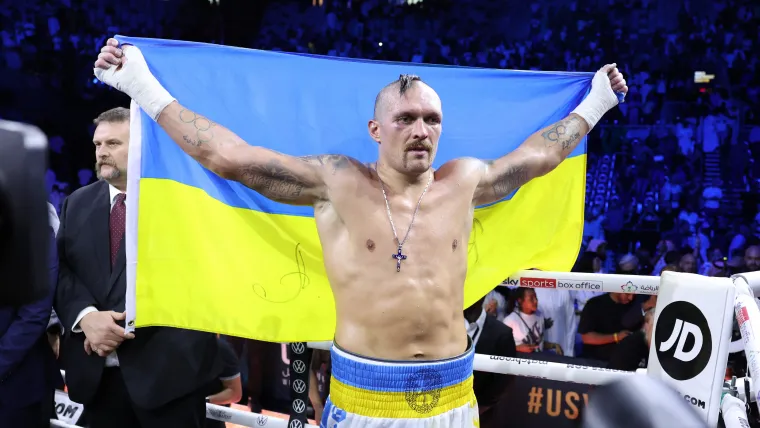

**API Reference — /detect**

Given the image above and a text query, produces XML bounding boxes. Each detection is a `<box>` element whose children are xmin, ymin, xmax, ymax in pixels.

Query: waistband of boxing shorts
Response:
<box><xmin>329</xmin><ymin>338</ymin><xmax>475</xmax><ymax>418</ymax></box>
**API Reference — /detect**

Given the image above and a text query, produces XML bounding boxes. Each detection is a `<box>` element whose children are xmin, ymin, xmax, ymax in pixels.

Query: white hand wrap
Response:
<box><xmin>571</xmin><ymin>66</ymin><xmax>620</xmax><ymax>131</ymax></box>
<box><xmin>94</xmin><ymin>46</ymin><xmax>175</xmax><ymax>121</ymax></box>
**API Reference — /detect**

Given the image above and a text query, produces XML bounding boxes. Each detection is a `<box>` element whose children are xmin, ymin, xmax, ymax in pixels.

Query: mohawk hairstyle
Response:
<box><xmin>397</xmin><ymin>74</ymin><xmax>422</xmax><ymax>95</ymax></box>
<box><xmin>373</xmin><ymin>74</ymin><xmax>423</xmax><ymax>118</ymax></box>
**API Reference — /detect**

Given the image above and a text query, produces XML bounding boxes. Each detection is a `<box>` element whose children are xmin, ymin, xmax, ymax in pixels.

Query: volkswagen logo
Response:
<box><xmin>292</xmin><ymin>360</ymin><xmax>306</xmax><ymax>374</ymax></box>
<box><xmin>289</xmin><ymin>420</ymin><xmax>303</xmax><ymax>428</ymax></box>
<box><xmin>293</xmin><ymin>379</ymin><xmax>307</xmax><ymax>394</ymax></box>
<box><xmin>256</xmin><ymin>415</ymin><xmax>268</xmax><ymax>426</ymax></box>
<box><xmin>291</xmin><ymin>343</ymin><xmax>305</xmax><ymax>354</ymax></box>
<box><xmin>292</xmin><ymin>399</ymin><xmax>306</xmax><ymax>414</ymax></box>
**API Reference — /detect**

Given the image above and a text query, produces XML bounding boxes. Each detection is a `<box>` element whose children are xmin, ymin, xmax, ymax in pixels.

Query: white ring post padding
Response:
<box><xmin>205</xmin><ymin>403</ymin><xmax>319</xmax><ymax>427</ymax></box>
<box><xmin>50</xmin><ymin>420</ymin><xmax>83</xmax><ymax>428</ymax></box>
<box><xmin>733</xmin><ymin>275</ymin><xmax>760</xmax><ymax>404</ymax></box>
<box><xmin>733</xmin><ymin>271</ymin><xmax>760</xmax><ymax>297</ymax></box>
<box><xmin>507</xmin><ymin>270</ymin><xmax>660</xmax><ymax>295</ymax></box>
<box><xmin>721</xmin><ymin>394</ymin><xmax>751</xmax><ymax>428</ymax></box>
<box><xmin>308</xmin><ymin>342</ymin><xmax>634</xmax><ymax>385</ymax></box>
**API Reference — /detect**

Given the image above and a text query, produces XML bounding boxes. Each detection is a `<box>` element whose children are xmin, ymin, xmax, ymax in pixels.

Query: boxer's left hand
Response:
<box><xmin>607</xmin><ymin>64</ymin><xmax>628</xmax><ymax>95</ymax></box>
<box><xmin>572</xmin><ymin>63</ymin><xmax>629</xmax><ymax>130</ymax></box>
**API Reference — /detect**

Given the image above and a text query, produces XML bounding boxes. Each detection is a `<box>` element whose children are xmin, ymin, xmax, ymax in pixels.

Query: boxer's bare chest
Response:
<box><xmin>315</xmin><ymin>168</ymin><xmax>476</xmax><ymax>280</ymax></box>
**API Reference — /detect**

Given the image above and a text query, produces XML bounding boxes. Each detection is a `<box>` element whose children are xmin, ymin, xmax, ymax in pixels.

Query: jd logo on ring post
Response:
<box><xmin>655</xmin><ymin>301</ymin><xmax>712</xmax><ymax>381</ymax></box>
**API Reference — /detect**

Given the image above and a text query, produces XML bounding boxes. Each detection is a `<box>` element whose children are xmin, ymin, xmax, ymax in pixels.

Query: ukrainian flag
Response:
<box><xmin>121</xmin><ymin>36</ymin><xmax>591</xmax><ymax>342</ymax></box>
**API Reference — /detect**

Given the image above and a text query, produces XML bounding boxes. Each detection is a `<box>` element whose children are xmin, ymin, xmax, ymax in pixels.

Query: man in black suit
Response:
<box><xmin>0</xmin><ymin>226</ymin><xmax>62</xmax><ymax>428</ymax></box>
<box><xmin>464</xmin><ymin>294</ymin><xmax>517</xmax><ymax>428</ymax></box>
<box><xmin>55</xmin><ymin>107</ymin><xmax>221</xmax><ymax>428</ymax></box>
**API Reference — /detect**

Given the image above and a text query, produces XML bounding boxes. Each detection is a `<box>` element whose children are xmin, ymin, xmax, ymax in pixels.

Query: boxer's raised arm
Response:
<box><xmin>157</xmin><ymin>102</ymin><xmax>329</xmax><ymax>205</ymax></box>
<box><xmin>472</xmin><ymin>114</ymin><xmax>589</xmax><ymax>205</ymax></box>
<box><xmin>473</xmin><ymin>64</ymin><xmax>627</xmax><ymax>206</ymax></box>
<box><xmin>93</xmin><ymin>39</ymin><xmax>357</xmax><ymax>206</ymax></box>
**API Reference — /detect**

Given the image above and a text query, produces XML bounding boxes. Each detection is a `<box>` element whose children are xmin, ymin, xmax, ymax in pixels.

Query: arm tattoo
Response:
<box><xmin>299</xmin><ymin>154</ymin><xmax>354</xmax><ymax>174</ymax></box>
<box><xmin>491</xmin><ymin>162</ymin><xmax>530</xmax><ymax>199</ymax></box>
<box><xmin>541</xmin><ymin>116</ymin><xmax>583</xmax><ymax>152</ymax></box>
<box><xmin>239</xmin><ymin>159</ymin><xmax>307</xmax><ymax>201</ymax></box>
<box><xmin>179</xmin><ymin>109</ymin><xmax>216</xmax><ymax>147</ymax></box>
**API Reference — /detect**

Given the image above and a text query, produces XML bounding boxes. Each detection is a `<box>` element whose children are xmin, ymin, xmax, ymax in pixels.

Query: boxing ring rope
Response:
<box><xmin>50</xmin><ymin>404</ymin><xmax>320</xmax><ymax>428</ymax></box>
<box><xmin>49</xmin><ymin>270</ymin><xmax>760</xmax><ymax>428</ymax></box>
<box><xmin>204</xmin><ymin>404</ymin><xmax>319</xmax><ymax>428</ymax></box>
<box><xmin>50</xmin><ymin>420</ymin><xmax>82</xmax><ymax>428</ymax></box>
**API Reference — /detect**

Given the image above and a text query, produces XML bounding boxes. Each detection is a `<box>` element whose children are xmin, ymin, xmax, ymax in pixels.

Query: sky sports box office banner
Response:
<box><xmin>505</xmin><ymin>270</ymin><xmax>736</xmax><ymax>427</ymax></box>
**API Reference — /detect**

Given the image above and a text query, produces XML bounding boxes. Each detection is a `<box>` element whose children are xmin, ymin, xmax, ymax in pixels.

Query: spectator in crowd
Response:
<box><xmin>483</xmin><ymin>290</ymin><xmax>507</xmax><ymax>322</ymax></box>
<box><xmin>504</xmin><ymin>288</ymin><xmax>563</xmax><ymax>354</ymax></box>
<box><xmin>54</xmin><ymin>107</ymin><xmax>221</xmax><ymax>428</ymax></box>
<box><xmin>577</xmin><ymin>291</ymin><xmax>635</xmax><ymax>363</ymax></box>
<box><xmin>744</xmin><ymin>245</ymin><xmax>760</xmax><ymax>272</ymax></box>
<box><xmin>535</xmin><ymin>285</ymin><xmax>578</xmax><ymax>357</ymax></box>
<box><xmin>617</xmin><ymin>253</ymin><xmax>639</xmax><ymax>274</ymax></box>
<box><xmin>608</xmin><ymin>308</ymin><xmax>655</xmax><ymax>371</ymax></box>
<box><xmin>572</xmin><ymin>252</ymin><xmax>604</xmax><ymax>313</ymax></box>
<box><xmin>587</xmin><ymin>239</ymin><xmax>608</xmax><ymax>272</ymax></box>
<box><xmin>465</xmin><ymin>296</ymin><xmax>516</xmax><ymax>427</ymax></box>
<box><xmin>702</xmin><ymin>178</ymin><xmax>723</xmax><ymax>211</ymax></box>
<box><xmin>584</xmin><ymin>206</ymin><xmax>606</xmax><ymax>242</ymax></box>
<box><xmin>223</xmin><ymin>337</ymin><xmax>268</xmax><ymax>413</ymax></box>
<box><xmin>205</xmin><ymin>338</ymin><xmax>243</xmax><ymax>428</ymax></box>
<box><xmin>309</xmin><ymin>349</ymin><xmax>331</xmax><ymax>423</ymax></box>
<box><xmin>678</xmin><ymin>251</ymin><xmax>698</xmax><ymax>273</ymax></box>
<box><xmin>0</xmin><ymin>226</ymin><xmax>62</xmax><ymax>428</ymax></box>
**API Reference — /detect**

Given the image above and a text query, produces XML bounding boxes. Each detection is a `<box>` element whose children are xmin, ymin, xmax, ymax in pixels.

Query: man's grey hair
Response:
<box><xmin>484</xmin><ymin>290</ymin><xmax>507</xmax><ymax>321</ymax></box>
<box><xmin>93</xmin><ymin>107</ymin><xmax>130</xmax><ymax>125</ymax></box>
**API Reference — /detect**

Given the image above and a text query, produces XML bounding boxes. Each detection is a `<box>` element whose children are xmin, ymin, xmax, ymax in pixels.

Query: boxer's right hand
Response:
<box><xmin>93</xmin><ymin>37</ymin><xmax>175</xmax><ymax>121</ymax></box>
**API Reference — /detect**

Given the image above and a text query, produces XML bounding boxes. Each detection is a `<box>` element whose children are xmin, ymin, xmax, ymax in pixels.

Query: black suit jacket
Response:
<box><xmin>473</xmin><ymin>315</ymin><xmax>517</xmax><ymax>409</ymax></box>
<box><xmin>54</xmin><ymin>180</ymin><xmax>221</xmax><ymax>409</ymax></box>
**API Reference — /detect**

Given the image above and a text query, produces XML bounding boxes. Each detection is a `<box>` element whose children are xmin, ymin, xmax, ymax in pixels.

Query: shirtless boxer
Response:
<box><xmin>94</xmin><ymin>38</ymin><xmax>627</xmax><ymax>427</ymax></box>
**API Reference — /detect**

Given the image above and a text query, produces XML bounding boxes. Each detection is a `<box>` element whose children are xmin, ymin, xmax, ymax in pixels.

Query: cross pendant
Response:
<box><xmin>392</xmin><ymin>245</ymin><xmax>407</xmax><ymax>272</ymax></box>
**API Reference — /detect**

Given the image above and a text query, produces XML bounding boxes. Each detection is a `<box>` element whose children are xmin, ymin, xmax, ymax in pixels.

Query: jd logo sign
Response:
<box><xmin>655</xmin><ymin>301</ymin><xmax>712</xmax><ymax>381</ymax></box>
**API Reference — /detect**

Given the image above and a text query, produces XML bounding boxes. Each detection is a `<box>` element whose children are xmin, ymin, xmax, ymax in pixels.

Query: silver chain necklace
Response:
<box><xmin>378</xmin><ymin>171</ymin><xmax>433</xmax><ymax>272</ymax></box>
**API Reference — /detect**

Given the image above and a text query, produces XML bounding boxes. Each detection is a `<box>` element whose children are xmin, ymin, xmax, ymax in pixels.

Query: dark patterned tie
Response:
<box><xmin>109</xmin><ymin>193</ymin><xmax>126</xmax><ymax>268</ymax></box>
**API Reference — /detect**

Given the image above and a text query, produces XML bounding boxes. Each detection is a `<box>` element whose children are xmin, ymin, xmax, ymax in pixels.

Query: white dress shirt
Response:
<box><xmin>464</xmin><ymin>309</ymin><xmax>487</xmax><ymax>348</ymax></box>
<box><xmin>535</xmin><ymin>288</ymin><xmax>578</xmax><ymax>357</ymax></box>
<box><xmin>47</xmin><ymin>202</ymin><xmax>60</xmax><ymax>235</ymax></box>
<box><xmin>71</xmin><ymin>184</ymin><xmax>124</xmax><ymax>367</ymax></box>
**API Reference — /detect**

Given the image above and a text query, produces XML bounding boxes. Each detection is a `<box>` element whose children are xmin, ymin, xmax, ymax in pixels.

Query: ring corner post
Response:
<box><xmin>646</xmin><ymin>272</ymin><xmax>735</xmax><ymax>427</ymax></box>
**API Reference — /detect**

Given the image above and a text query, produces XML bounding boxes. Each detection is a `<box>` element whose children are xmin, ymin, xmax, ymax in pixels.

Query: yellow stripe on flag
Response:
<box><xmin>134</xmin><ymin>155</ymin><xmax>584</xmax><ymax>341</ymax></box>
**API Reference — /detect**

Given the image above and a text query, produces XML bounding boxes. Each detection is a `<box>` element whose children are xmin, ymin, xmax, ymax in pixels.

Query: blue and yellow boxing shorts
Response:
<box><xmin>321</xmin><ymin>341</ymin><xmax>479</xmax><ymax>427</ymax></box>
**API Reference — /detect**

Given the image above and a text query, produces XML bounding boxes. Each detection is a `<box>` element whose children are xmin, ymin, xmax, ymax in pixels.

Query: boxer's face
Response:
<box><xmin>369</xmin><ymin>82</ymin><xmax>442</xmax><ymax>175</ymax></box>
<box><xmin>93</xmin><ymin>120</ymin><xmax>130</xmax><ymax>185</ymax></box>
